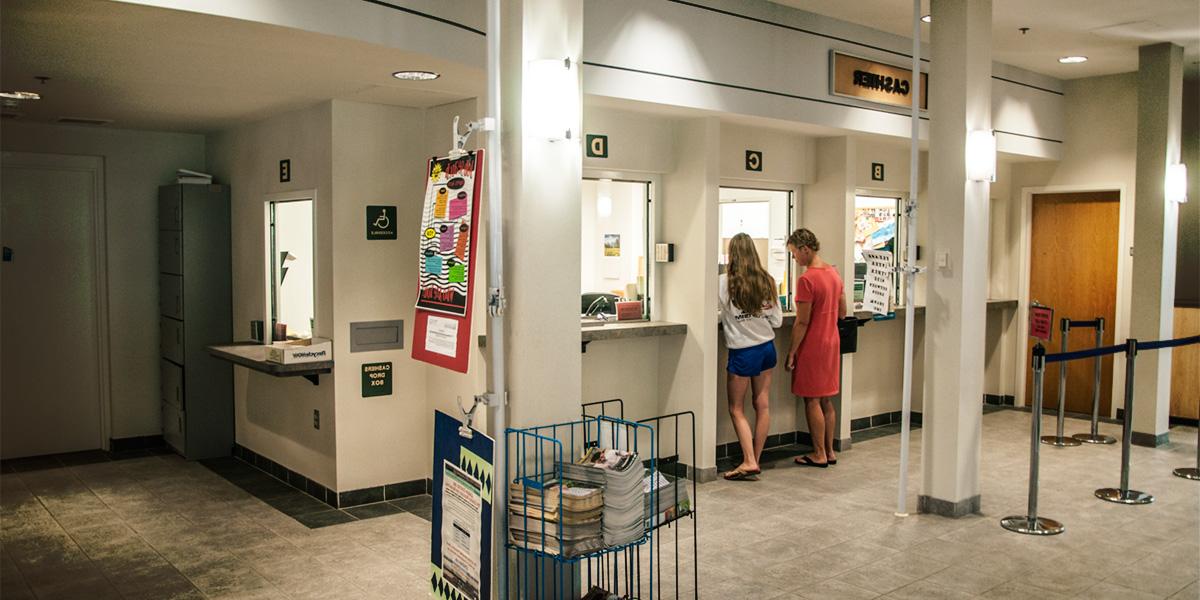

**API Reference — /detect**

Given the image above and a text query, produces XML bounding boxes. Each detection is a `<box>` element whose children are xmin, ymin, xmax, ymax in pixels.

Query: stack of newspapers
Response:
<box><xmin>563</xmin><ymin>447</ymin><xmax>646</xmax><ymax>547</ymax></box>
<box><xmin>643</xmin><ymin>470</ymin><xmax>691</xmax><ymax>528</ymax></box>
<box><xmin>507</xmin><ymin>478</ymin><xmax>604</xmax><ymax>557</ymax></box>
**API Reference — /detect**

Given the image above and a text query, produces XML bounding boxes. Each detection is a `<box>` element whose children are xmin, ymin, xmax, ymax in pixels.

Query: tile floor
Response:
<box><xmin>1</xmin><ymin>409</ymin><xmax>1196</xmax><ymax>599</ymax></box>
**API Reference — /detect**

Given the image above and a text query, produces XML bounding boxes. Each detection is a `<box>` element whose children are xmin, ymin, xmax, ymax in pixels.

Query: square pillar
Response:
<box><xmin>920</xmin><ymin>0</ymin><xmax>992</xmax><ymax>517</ymax></box>
<box><xmin>1130</xmin><ymin>43</ymin><xmax>1183</xmax><ymax>447</ymax></box>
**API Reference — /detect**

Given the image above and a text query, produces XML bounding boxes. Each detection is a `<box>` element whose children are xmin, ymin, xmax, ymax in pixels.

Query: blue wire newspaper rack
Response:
<box><xmin>505</xmin><ymin>414</ymin><xmax>660</xmax><ymax>599</ymax></box>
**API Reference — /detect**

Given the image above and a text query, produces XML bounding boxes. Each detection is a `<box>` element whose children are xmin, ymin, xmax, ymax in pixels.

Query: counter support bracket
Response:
<box><xmin>302</xmin><ymin>374</ymin><xmax>320</xmax><ymax>386</ymax></box>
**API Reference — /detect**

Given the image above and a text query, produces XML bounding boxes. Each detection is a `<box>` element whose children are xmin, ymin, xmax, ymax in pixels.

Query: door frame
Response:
<box><xmin>2</xmin><ymin>151</ymin><xmax>111</xmax><ymax>448</ymax></box>
<box><xmin>1016</xmin><ymin>183</ymin><xmax>1130</xmax><ymax>416</ymax></box>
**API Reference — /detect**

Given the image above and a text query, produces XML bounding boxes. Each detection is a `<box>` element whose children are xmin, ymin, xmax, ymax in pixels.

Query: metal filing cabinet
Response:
<box><xmin>158</xmin><ymin>184</ymin><xmax>233</xmax><ymax>459</ymax></box>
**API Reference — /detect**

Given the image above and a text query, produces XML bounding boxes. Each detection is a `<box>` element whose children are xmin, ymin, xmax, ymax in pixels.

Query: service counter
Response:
<box><xmin>581</xmin><ymin>320</ymin><xmax>687</xmax><ymax>347</ymax></box>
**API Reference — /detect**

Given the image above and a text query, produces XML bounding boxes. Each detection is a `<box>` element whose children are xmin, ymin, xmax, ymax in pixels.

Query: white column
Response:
<box><xmin>1130</xmin><ymin>43</ymin><xmax>1183</xmax><ymax>447</ymax></box>
<box><xmin>500</xmin><ymin>0</ymin><xmax>584</xmax><ymax>429</ymax></box>
<box><xmin>920</xmin><ymin>0</ymin><xmax>991</xmax><ymax>517</ymax></box>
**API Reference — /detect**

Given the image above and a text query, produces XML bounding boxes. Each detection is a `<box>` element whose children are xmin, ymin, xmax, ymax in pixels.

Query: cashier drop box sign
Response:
<box><xmin>267</xmin><ymin>338</ymin><xmax>332</xmax><ymax>365</ymax></box>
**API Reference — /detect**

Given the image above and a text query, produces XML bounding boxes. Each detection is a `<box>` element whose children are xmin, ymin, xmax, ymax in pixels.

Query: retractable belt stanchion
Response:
<box><xmin>1001</xmin><ymin>343</ymin><xmax>1065</xmax><ymax>535</ymax></box>
<box><xmin>1072</xmin><ymin>317</ymin><xmax>1116</xmax><ymax>445</ymax></box>
<box><xmin>1176</xmin><ymin>429</ymin><xmax>1200</xmax><ymax>480</ymax></box>
<box><xmin>1095</xmin><ymin>338</ymin><xmax>1154</xmax><ymax>505</ymax></box>
<box><xmin>1042</xmin><ymin>318</ymin><xmax>1081</xmax><ymax>447</ymax></box>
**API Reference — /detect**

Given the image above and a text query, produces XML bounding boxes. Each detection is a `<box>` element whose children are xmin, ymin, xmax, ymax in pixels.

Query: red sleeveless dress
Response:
<box><xmin>791</xmin><ymin>266</ymin><xmax>843</xmax><ymax>398</ymax></box>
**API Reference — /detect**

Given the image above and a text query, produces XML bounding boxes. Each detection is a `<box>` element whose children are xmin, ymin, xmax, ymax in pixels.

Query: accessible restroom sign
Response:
<box><xmin>362</xmin><ymin>362</ymin><xmax>392</xmax><ymax>397</ymax></box>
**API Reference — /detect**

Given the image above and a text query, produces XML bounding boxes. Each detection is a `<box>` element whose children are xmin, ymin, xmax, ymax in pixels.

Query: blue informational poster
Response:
<box><xmin>431</xmin><ymin>410</ymin><xmax>494</xmax><ymax>600</ymax></box>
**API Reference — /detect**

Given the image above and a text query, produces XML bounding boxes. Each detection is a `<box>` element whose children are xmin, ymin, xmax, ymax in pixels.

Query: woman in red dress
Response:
<box><xmin>785</xmin><ymin>228</ymin><xmax>846</xmax><ymax>468</ymax></box>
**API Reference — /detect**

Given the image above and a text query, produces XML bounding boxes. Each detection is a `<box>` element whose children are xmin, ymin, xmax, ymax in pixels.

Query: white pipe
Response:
<box><xmin>484</xmin><ymin>0</ymin><xmax>507</xmax><ymax>594</ymax></box>
<box><xmin>896</xmin><ymin>0</ymin><xmax>921</xmax><ymax>517</ymax></box>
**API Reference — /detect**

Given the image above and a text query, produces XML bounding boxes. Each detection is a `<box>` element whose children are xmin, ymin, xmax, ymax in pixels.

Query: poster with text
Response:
<box><xmin>413</xmin><ymin>151</ymin><xmax>483</xmax><ymax>373</ymax></box>
<box><xmin>861</xmin><ymin>250</ymin><xmax>893</xmax><ymax>315</ymax></box>
<box><xmin>431</xmin><ymin>410</ymin><xmax>493</xmax><ymax>600</ymax></box>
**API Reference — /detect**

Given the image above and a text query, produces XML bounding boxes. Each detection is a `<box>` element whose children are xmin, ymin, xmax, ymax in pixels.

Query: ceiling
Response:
<box><xmin>0</xmin><ymin>0</ymin><xmax>484</xmax><ymax>133</ymax></box>
<box><xmin>770</xmin><ymin>0</ymin><xmax>1200</xmax><ymax>79</ymax></box>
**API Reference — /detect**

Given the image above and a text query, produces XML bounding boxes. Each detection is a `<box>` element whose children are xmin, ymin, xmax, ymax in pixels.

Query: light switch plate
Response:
<box><xmin>936</xmin><ymin>251</ymin><xmax>950</xmax><ymax>269</ymax></box>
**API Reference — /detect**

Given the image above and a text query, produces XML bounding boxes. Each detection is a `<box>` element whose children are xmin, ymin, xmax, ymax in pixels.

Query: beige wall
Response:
<box><xmin>1</xmin><ymin>122</ymin><xmax>206</xmax><ymax>441</ymax></box>
<box><xmin>208</xmin><ymin>101</ymin><xmax>338</xmax><ymax>489</ymax></box>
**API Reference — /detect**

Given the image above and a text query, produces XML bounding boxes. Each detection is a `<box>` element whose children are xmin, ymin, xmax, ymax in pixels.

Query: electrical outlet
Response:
<box><xmin>313</xmin><ymin>409</ymin><xmax>320</xmax><ymax>430</ymax></box>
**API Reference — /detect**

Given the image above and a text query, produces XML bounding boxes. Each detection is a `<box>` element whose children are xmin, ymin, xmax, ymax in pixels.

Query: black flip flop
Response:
<box><xmin>794</xmin><ymin>456</ymin><xmax>828</xmax><ymax>468</ymax></box>
<box><xmin>828</xmin><ymin>459</ymin><xmax>838</xmax><ymax>465</ymax></box>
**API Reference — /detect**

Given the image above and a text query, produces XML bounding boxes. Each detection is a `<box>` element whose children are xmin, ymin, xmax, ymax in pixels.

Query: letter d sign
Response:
<box><xmin>586</xmin><ymin>134</ymin><xmax>608</xmax><ymax>159</ymax></box>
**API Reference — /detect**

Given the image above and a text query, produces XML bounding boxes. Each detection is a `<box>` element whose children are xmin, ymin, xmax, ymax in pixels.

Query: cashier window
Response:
<box><xmin>580</xmin><ymin>178</ymin><xmax>650</xmax><ymax>319</ymax></box>
<box><xmin>853</xmin><ymin>194</ymin><xmax>904</xmax><ymax>310</ymax></box>
<box><xmin>718</xmin><ymin>187</ymin><xmax>793</xmax><ymax>310</ymax></box>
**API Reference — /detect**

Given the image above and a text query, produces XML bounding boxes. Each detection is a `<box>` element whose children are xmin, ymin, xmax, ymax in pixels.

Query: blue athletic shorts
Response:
<box><xmin>727</xmin><ymin>340</ymin><xmax>777</xmax><ymax>377</ymax></box>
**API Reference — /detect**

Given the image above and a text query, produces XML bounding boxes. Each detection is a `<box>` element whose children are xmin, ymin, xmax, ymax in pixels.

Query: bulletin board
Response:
<box><xmin>413</xmin><ymin>151</ymin><xmax>484</xmax><ymax>373</ymax></box>
<box><xmin>431</xmin><ymin>410</ymin><xmax>493</xmax><ymax>600</ymax></box>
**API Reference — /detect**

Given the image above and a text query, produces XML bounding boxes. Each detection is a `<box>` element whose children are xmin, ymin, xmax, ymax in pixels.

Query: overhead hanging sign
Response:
<box><xmin>431</xmin><ymin>410</ymin><xmax>494</xmax><ymax>600</ymax></box>
<box><xmin>413</xmin><ymin>151</ymin><xmax>484</xmax><ymax>373</ymax></box>
<box><xmin>831</xmin><ymin>52</ymin><xmax>928</xmax><ymax>110</ymax></box>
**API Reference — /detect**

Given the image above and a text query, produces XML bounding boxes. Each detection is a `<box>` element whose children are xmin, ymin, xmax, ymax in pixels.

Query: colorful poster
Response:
<box><xmin>603</xmin><ymin>234</ymin><xmax>621</xmax><ymax>257</ymax></box>
<box><xmin>413</xmin><ymin>151</ymin><xmax>483</xmax><ymax>373</ymax></box>
<box><xmin>431</xmin><ymin>411</ymin><xmax>493</xmax><ymax>600</ymax></box>
<box><xmin>417</xmin><ymin>154</ymin><xmax>481</xmax><ymax>317</ymax></box>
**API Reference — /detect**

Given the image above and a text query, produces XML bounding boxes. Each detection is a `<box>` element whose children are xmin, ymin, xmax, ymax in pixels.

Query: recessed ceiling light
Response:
<box><xmin>392</xmin><ymin>71</ymin><xmax>440</xmax><ymax>81</ymax></box>
<box><xmin>0</xmin><ymin>91</ymin><xmax>40</xmax><ymax>100</ymax></box>
<box><xmin>921</xmin><ymin>14</ymin><xmax>931</xmax><ymax>23</ymax></box>
<box><xmin>1058</xmin><ymin>56</ymin><xmax>1088</xmax><ymax>64</ymax></box>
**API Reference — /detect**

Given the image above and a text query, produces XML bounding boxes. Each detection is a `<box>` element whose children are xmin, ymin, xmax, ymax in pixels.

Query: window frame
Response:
<box><xmin>581</xmin><ymin>171</ymin><xmax>658</xmax><ymax>321</ymax></box>
<box><xmin>717</xmin><ymin>185</ymin><xmax>796</xmax><ymax>311</ymax></box>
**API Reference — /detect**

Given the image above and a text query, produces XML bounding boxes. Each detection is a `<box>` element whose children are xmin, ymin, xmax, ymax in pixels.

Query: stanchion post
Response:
<box><xmin>1074</xmin><ymin>317</ymin><xmax>1116</xmax><ymax>444</ymax></box>
<box><xmin>1001</xmin><ymin>343</ymin><xmax>1064</xmax><ymax>535</ymax></box>
<box><xmin>1043</xmin><ymin>318</ymin><xmax>1080</xmax><ymax>447</ymax></box>
<box><xmin>1174</xmin><ymin>425</ymin><xmax>1200</xmax><ymax>480</ymax></box>
<box><xmin>1096</xmin><ymin>339</ymin><xmax>1154</xmax><ymax>504</ymax></box>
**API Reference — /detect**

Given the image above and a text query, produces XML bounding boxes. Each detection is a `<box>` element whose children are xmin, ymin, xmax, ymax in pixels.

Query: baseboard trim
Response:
<box><xmin>918</xmin><ymin>494</ymin><xmax>981</xmax><ymax>518</ymax></box>
<box><xmin>1131</xmin><ymin>431</ymin><xmax>1170</xmax><ymax>448</ymax></box>
<box><xmin>110</xmin><ymin>435</ymin><xmax>165</xmax><ymax>452</ymax></box>
<box><xmin>233</xmin><ymin>444</ymin><xmax>429</xmax><ymax>508</ymax></box>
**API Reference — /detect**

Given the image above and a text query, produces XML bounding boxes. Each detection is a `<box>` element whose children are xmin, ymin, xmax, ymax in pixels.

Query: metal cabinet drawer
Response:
<box><xmin>159</xmin><ymin>274</ymin><xmax>184</xmax><ymax>319</ymax></box>
<box><xmin>162</xmin><ymin>402</ymin><xmax>185</xmax><ymax>454</ymax></box>
<box><xmin>159</xmin><ymin>231</ymin><xmax>182</xmax><ymax>275</ymax></box>
<box><xmin>160</xmin><ymin>317</ymin><xmax>184</xmax><ymax>364</ymax></box>
<box><xmin>160</xmin><ymin>359</ymin><xmax>183</xmax><ymax>410</ymax></box>
<box><xmin>158</xmin><ymin>188</ymin><xmax>182</xmax><ymax>231</ymax></box>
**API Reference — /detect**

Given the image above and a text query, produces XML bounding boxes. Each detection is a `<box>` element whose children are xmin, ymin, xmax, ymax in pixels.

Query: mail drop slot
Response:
<box><xmin>350</xmin><ymin>320</ymin><xmax>404</xmax><ymax>353</ymax></box>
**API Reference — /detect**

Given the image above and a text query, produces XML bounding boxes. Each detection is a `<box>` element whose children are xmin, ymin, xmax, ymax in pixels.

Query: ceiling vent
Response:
<box><xmin>57</xmin><ymin>117</ymin><xmax>113</xmax><ymax>126</ymax></box>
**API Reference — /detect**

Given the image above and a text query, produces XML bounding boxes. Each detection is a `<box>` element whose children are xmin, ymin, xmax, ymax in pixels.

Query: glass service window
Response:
<box><xmin>580</xmin><ymin>178</ymin><xmax>649</xmax><ymax>319</ymax></box>
<box><xmin>853</xmin><ymin>194</ymin><xmax>903</xmax><ymax>310</ymax></box>
<box><xmin>718</xmin><ymin>187</ymin><xmax>793</xmax><ymax>310</ymax></box>
<box><xmin>268</xmin><ymin>199</ymin><xmax>315</xmax><ymax>340</ymax></box>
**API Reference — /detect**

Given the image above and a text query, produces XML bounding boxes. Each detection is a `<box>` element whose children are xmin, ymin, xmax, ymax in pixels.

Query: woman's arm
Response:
<box><xmin>838</xmin><ymin>287</ymin><xmax>848</xmax><ymax>320</ymax></box>
<box><xmin>786</xmin><ymin>301</ymin><xmax>812</xmax><ymax>370</ymax></box>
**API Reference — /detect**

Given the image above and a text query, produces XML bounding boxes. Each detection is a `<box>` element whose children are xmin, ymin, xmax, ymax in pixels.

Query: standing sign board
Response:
<box><xmin>1029</xmin><ymin>304</ymin><xmax>1054</xmax><ymax>341</ymax></box>
<box><xmin>413</xmin><ymin>151</ymin><xmax>484</xmax><ymax>373</ymax></box>
<box><xmin>431</xmin><ymin>410</ymin><xmax>494</xmax><ymax>600</ymax></box>
<box><xmin>861</xmin><ymin>250</ymin><xmax>893</xmax><ymax>315</ymax></box>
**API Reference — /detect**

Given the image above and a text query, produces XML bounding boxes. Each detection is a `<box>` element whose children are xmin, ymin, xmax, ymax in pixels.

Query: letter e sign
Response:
<box><xmin>745</xmin><ymin>150</ymin><xmax>762</xmax><ymax>172</ymax></box>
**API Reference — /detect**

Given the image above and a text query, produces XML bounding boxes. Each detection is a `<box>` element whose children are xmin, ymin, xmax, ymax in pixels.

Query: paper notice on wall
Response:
<box><xmin>426</xmin><ymin>316</ymin><xmax>459</xmax><ymax>357</ymax></box>
<box><xmin>441</xmin><ymin>460</ymin><xmax>483</xmax><ymax>600</ymax></box>
<box><xmin>861</xmin><ymin>250</ymin><xmax>893</xmax><ymax>315</ymax></box>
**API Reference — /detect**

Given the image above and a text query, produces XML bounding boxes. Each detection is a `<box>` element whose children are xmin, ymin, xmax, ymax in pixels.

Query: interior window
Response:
<box><xmin>718</xmin><ymin>187</ymin><xmax>793</xmax><ymax>310</ymax></box>
<box><xmin>580</xmin><ymin>179</ymin><xmax>649</xmax><ymax>319</ymax></box>
<box><xmin>853</xmin><ymin>194</ymin><xmax>903</xmax><ymax>310</ymax></box>
<box><xmin>268</xmin><ymin>199</ymin><xmax>315</xmax><ymax>340</ymax></box>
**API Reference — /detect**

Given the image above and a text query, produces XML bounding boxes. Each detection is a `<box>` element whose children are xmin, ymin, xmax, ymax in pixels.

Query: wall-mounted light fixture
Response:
<box><xmin>1166</xmin><ymin>163</ymin><xmax>1188</xmax><ymax>203</ymax></box>
<box><xmin>596</xmin><ymin>178</ymin><xmax>613</xmax><ymax>217</ymax></box>
<box><xmin>966</xmin><ymin>129</ymin><xmax>996</xmax><ymax>182</ymax></box>
<box><xmin>525</xmin><ymin>57</ymin><xmax>577</xmax><ymax>142</ymax></box>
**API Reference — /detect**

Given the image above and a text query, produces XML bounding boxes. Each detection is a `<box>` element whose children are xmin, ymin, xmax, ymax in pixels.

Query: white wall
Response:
<box><xmin>207</xmin><ymin>101</ymin><xmax>338</xmax><ymax>488</ymax></box>
<box><xmin>583</xmin><ymin>105</ymin><xmax>675</xmax><ymax>174</ymax></box>
<box><xmin>0</xmin><ymin>122</ymin><xmax>206</xmax><ymax>441</ymax></box>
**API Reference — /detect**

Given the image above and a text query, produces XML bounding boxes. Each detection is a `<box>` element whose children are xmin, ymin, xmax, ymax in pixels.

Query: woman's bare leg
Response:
<box><xmin>820</xmin><ymin>397</ymin><xmax>837</xmax><ymax>462</ymax></box>
<box><xmin>802</xmin><ymin>397</ymin><xmax>828</xmax><ymax>463</ymax></box>
<box><xmin>749</xmin><ymin>370</ymin><xmax>773</xmax><ymax>465</ymax></box>
<box><xmin>726</xmin><ymin>375</ymin><xmax>759</xmax><ymax>472</ymax></box>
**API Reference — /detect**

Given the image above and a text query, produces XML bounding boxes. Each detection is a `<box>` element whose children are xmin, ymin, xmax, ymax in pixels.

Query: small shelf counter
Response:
<box><xmin>208</xmin><ymin>342</ymin><xmax>332</xmax><ymax>385</ymax></box>
<box><xmin>579</xmin><ymin>320</ymin><xmax>687</xmax><ymax>351</ymax></box>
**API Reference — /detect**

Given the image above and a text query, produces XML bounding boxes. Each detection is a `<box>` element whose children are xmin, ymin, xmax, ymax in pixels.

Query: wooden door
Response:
<box><xmin>1</xmin><ymin>153</ymin><xmax>104</xmax><ymax>458</ymax></box>
<box><xmin>1027</xmin><ymin>192</ymin><xmax>1120</xmax><ymax>415</ymax></box>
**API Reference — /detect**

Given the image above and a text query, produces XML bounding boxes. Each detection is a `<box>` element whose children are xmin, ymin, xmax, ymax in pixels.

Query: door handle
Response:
<box><xmin>2</xmin><ymin>246</ymin><xmax>11</xmax><ymax>262</ymax></box>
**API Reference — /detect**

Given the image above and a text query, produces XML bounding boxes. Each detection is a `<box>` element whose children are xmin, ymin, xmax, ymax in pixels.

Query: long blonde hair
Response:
<box><xmin>727</xmin><ymin>233</ymin><xmax>777</xmax><ymax>316</ymax></box>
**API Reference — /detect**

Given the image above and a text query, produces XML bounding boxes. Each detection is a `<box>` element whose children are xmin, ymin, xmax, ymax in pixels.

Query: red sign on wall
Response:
<box><xmin>1029</xmin><ymin>304</ymin><xmax>1054</xmax><ymax>341</ymax></box>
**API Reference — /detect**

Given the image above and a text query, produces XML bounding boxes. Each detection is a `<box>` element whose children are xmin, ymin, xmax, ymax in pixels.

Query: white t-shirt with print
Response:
<box><xmin>719</xmin><ymin>274</ymin><xmax>783</xmax><ymax>349</ymax></box>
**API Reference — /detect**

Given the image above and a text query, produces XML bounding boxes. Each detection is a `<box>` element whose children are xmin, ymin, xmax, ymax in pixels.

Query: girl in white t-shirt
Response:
<box><xmin>719</xmin><ymin>233</ymin><xmax>783</xmax><ymax>480</ymax></box>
